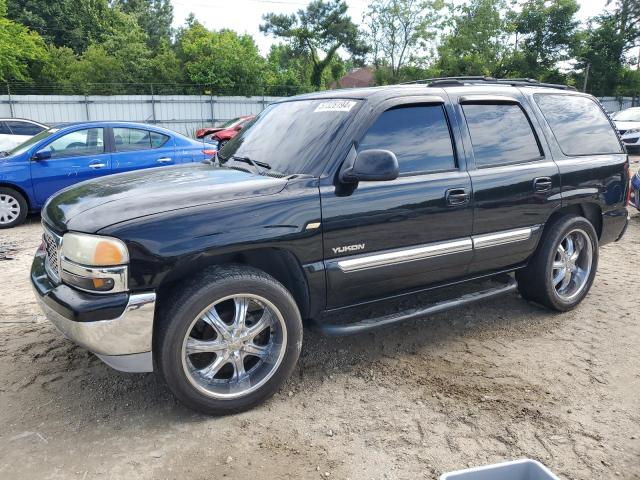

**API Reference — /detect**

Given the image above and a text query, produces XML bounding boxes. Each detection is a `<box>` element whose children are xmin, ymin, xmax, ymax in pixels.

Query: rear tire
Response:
<box><xmin>155</xmin><ymin>265</ymin><xmax>303</xmax><ymax>415</ymax></box>
<box><xmin>0</xmin><ymin>187</ymin><xmax>28</xmax><ymax>228</ymax></box>
<box><xmin>516</xmin><ymin>215</ymin><xmax>598</xmax><ymax>311</ymax></box>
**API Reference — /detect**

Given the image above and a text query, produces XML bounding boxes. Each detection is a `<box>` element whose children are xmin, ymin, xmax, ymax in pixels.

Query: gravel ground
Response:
<box><xmin>0</xmin><ymin>160</ymin><xmax>639</xmax><ymax>480</ymax></box>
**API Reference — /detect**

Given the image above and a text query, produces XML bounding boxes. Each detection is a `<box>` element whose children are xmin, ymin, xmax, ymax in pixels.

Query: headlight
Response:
<box><xmin>60</xmin><ymin>233</ymin><xmax>129</xmax><ymax>294</ymax></box>
<box><xmin>625</xmin><ymin>128</ymin><xmax>639</xmax><ymax>135</ymax></box>
<box><xmin>62</xmin><ymin>232</ymin><xmax>128</xmax><ymax>266</ymax></box>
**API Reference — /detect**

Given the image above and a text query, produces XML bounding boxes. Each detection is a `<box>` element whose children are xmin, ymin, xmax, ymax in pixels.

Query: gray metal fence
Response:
<box><xmin>598</xmin><ymin>96</ymin><xmax>639</xmax><ymax>113</ymax></box>
<box><xmin>0</xmin><ymin>94</ymin><xmax>286</xmax><ymax>137</ymax></box>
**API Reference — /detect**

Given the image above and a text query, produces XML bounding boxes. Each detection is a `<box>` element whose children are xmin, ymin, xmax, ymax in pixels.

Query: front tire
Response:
<box><xmin>516</xmin><ymin>215</ymin><xmax>598</xmax><ymax>311</ymax></box>
<box><xmin>155</xmin><ymin>265</ymin><xmax>302</xmax><ymax>415</ymax></box>
<box><xmin>0</xmin><ymin>187</ymin><xmax>28</xmax><ymax>228</ymax></box>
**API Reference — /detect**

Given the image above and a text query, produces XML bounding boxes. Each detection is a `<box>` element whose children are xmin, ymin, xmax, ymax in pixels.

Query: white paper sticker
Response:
<box><xmin>314</xmin><ymin>100</ymin><xmax>357</xmax><ymax>113</ymax></box>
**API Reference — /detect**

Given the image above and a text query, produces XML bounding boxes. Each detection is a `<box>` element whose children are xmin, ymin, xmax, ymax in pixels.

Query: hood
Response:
<box><xmin>614</xmin><ymin>120</ymin><xmax>640</xmax><ymax>130</ymax></box>
<box><xmin>43</xmin><ymin>164</ymin><xmax>288</xmax><ymax>233</ymax></box>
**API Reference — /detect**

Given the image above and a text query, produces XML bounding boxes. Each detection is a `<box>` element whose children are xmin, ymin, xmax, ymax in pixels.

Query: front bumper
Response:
<box><xmin>31</xmin><ymin>245</ymin><xmax>156</xmax><ymax>372</ymax></box>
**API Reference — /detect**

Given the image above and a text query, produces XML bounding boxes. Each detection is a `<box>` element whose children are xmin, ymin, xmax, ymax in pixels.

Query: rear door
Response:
<box><xmin>30</xmin><ymin>127</ymin><xmax>111</xmax><ymax>206</ymax></box>
<box><xmin>111</xmin><ymin>126</ymin><xmax>175</xmax><ymax>173</ymax></box>
<box><xmin>321</xmin><ymin>96</ymin><xmax>474</xmax><ymax>309</ymax></box>
<box><xmin>450</xmin><ymin>90</ymin><xmax>560</xmax><ymax>274</ymax></box>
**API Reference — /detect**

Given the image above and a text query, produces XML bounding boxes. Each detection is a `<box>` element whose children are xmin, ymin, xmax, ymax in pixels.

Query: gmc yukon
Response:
<box><xmin>31</xmin><ymin>78</ymin><xmax>630</xmax><ymax>415</ymax></box>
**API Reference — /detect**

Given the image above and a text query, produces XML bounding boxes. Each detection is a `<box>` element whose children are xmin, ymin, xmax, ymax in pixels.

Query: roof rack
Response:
<box><xmin>401</xmin><ymin>76</ymin><xmax>577</xmax><ymax>91</ymax></box>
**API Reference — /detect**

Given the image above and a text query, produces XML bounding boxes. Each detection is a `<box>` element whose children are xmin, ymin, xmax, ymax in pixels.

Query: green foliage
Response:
<box><xmin>111</xmin><ymin>0</ymin><xmax>173</xmax><ymax>51</ymax></box>
<box><xmin>177</xmin><ymin>21</ymin><xmax>266</xmax><ymax>94</ymax></box>
<box><xmin>261</xmin><ymin>0</ymin><xmax>368</xmax><ymax>88</ymax></box>
<box><xmin>0</xmin><ymin>16</ymin><xmax>47</xmax><ymax>82</ymax></box>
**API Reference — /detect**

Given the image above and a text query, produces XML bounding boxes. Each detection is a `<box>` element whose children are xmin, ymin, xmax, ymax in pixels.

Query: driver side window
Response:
<box><xmin>42</xmin><ymin>128</ymin><xmax>104</xmax><ymax>159</ymax></box>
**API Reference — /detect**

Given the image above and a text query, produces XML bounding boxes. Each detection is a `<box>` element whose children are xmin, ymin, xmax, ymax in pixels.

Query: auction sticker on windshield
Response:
<box><xmin>314</xmin><ymin>100</ymin><xmax>358</xmax><ymax>113</ymax></box>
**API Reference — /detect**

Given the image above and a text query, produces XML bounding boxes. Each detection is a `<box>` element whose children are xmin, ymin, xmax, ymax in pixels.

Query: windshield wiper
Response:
<box><xmin>226</xmin><ymin>155</ymin><xmax>272</xmax><ymax>175</ymax></box>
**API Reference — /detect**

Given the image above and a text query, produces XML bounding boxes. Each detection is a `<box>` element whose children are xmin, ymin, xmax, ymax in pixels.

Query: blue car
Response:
<box><xmin>0</xmin><ymin>121</ymin><xmax>211</xmax><ymax>227</ymax></box>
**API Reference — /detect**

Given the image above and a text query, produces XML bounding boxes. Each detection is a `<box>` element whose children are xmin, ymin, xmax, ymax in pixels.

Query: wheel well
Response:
<box><xmin>0</xmin><ymin>183</ymin><xmax>30</xmax><ymax>209</ymax></box>
<box><xmin>545</xmin><ymin>203</ymin><xmax>602</xmax><ymax>239</ymax></box>
<box><xmin>156</xmin><ymin>248</ymin><xmax>311</xmax><ymax>319</ymax></box>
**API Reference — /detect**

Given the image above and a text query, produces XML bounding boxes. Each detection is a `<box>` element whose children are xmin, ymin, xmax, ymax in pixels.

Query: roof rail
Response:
<box><xmin>401</xmin><ymin>76</ymin><xmax>576</xmax><ymax>91</ymax></box>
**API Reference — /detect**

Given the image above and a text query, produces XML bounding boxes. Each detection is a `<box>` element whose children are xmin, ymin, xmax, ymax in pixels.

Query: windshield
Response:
<box><xmin>218</xmin><ymin>99</ymin><xmax>361</xmax><ymax>176</ymax></box>
<box><xmin>612</xmin><ymin>108</ymin><xmax>640</xmax><ymax>122</ymax></box>
<box><xmin>6</xmin><ymin>128</ymin><xmax>59</xmax><ymax>156</ymax></box>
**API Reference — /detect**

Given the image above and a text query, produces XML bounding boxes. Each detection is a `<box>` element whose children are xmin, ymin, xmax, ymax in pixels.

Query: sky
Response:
<box><xmin>170</xmin><ymin>0</ymin><xmax>617</xmax><ymax>56</ymax></box>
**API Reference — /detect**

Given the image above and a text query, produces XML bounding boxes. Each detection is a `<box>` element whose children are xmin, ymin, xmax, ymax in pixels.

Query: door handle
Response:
<box><xmin>89</xmin><ymin>163</ymin><xmax>106</xmax><ymax>169</ymax></box>
<box><xmin>533</xmin><ymin>177</ymin><xmax>553</xmax><ymax>192</ymax></box>
<box><xmin>446</xmin><ymin>188</ymin><xmax>470</xmax><ymax>206</ymax></box>
<box><xmin>157</xmin><ymin>157</ymin><xmax>172</xmax><ymax>163</ymax></box>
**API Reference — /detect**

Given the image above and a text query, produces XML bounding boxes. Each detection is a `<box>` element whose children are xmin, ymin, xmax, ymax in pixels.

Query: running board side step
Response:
<box><xmin>315</xmin><ymin>275</ymin><xmax>518</xmax><ymax>336</ymax></box>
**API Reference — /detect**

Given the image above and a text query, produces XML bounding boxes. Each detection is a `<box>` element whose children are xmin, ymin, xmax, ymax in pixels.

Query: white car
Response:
<box><xmin>0</xmin><ymin>118</ymin><xmax>48</xmax><ymax>152</ymax></box>
<box><xmin>611</xmin><ymin>107</ymin><xmax>640</xmax><ymax>153</ymax></box>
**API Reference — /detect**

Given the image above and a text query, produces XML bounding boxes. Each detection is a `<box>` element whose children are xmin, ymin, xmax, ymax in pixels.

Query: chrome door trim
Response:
<box><xmin>337</xmin><ymin>238</ymin><xmax>472</xmax><ymax>273</ymax></box>
<box><xmin>472</xmin><ymin>226</ymin><xmax>538</xmax><ymax>249</ymax></box>
<box><xmin>334</xmin><ymin>225</ymin><xmax>540</xmax><ymax>273</ymax></box>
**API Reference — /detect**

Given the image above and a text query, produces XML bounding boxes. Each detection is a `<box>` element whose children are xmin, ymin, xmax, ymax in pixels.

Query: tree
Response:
<box><xmin>0</xmin><ymin>3</ymin><xmax>47</xmax><ymax>82</ymax></box>
<box><xmin>111</xmin><ymin>0</ymin><xmax>174</xmax><ymax>51</ymax></box>
<box><xmin>6</xmin><ymin>0</ymin><xmax>114</xmax><ymax>53</ymax></box>
<box><xmin>504</xmin><ymin>0</ymin><xmax>579</xmax><ymax>79</ymax></box>
<box><xmin>260</xmin><ymin>0</ymin><xmax>368</xmax><ymax>88</ymax></box>
<box><xmin>176</xmin><ymin>21</ymin><xmax>266</xmax><ymax>94</ymax></box>
<box><xmin>363</xmin><ymin>0</ymin><xmax>443</xmax><ymax>82</ymax></box>
<box><xmin>436</xmin><ymin>0</ymin><xmax>511</xmax><ymax>77</ymax></box>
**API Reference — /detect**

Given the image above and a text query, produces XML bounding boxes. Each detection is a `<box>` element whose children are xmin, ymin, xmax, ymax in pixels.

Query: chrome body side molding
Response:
<box><xmin>337</xmin><ymin>238</ymin><xmax>472</xmax><ymax>273</ymax></box>
<box><xmin>335</xmin><ymin>225</ymin><xmax>540</xmax><ymax>273</ymax></box>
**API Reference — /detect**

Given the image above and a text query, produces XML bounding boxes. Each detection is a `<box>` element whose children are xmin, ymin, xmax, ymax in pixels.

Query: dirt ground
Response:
<box><xmin>1</xmin><ymin>163</ymin><xmax>639</xmax><ymax>480</ymax></box>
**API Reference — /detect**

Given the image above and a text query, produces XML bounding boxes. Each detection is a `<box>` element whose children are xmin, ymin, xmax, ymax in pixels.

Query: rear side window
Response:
<box><xmin>358</xmin><ymin>105</ymin><xmax>456</xmax><ymax>174</ymax></box>
<box><xmin>7</xmin><ymin>120</ymin><xmax>45</xmax><ymax>136</ymax></box>
<box><xmin>534</xmin><ymin>94</ymin><xmax>622</xmax><ymax>155</ymax></box>
<box><xmin>113</xmin><ymin>128</ymin><xmax>152</xmax><ymax>152</ymax></box>
<box><xmin>462</xmin><ymin>103</ymin><xmax>542</xmax><ymax>167</ymax></box>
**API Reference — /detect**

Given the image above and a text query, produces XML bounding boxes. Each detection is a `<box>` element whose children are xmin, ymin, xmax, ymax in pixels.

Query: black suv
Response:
<box><xmin>31</xmin><ymin>78</ymin><xmax>630</xmax><ymax>415</ymax></box>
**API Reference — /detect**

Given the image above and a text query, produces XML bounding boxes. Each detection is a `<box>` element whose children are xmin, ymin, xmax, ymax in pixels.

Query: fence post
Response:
<box><xmin>6</xmin><ymin>83</ymin><xmax>14</xmax><ymax>118</ymax></box>
<box><xmin>214</xmin><ymin>85</ymin><xmax>216</xmax><ymax>127</ymax></box>
<box><xmin>150</xmin><ymin>84</ymin><xmax>156</xmax><ymax>124</ymax></box>
<box><xmin>84</xmin><ymin>95</ymin><xmax>90</xmax><ymax>120</ymax></box>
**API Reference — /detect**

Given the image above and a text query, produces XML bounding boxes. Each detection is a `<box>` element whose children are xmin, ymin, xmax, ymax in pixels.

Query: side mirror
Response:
<box><xmin>32</xmin><ymin>150</ymin><xmax>51</xmax><ymax>161</ymax></box>
<box><xmin>340</xmin><ymin>149</ymin><xmax>399</xmax><ymax>183</ymax></box>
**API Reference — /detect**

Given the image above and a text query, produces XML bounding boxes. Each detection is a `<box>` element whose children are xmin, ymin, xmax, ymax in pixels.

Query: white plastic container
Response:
<box><xmin>440</xmin><ymin>459</ymin><xmax>560</xmax><ymax>480</ymax></box>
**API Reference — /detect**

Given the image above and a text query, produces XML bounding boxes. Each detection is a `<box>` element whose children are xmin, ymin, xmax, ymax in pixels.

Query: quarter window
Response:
<box><xmin>462</xmin><ymin>103</ymin><xmax>542</xmax><ymax>167</ymax></box>
<box><xmin>534</xmin><ymin>94</ymin><xmax>622</xmax><ymax>155</ymax></box>
<box><xmin>150</xmin><ymin>131</ymin><xmax>170</xmax><ymax>148</ymax></box>
<box><xmin>43</xmin><ymin>128</ymin><xmax>104</xmax><ymax>158</ymax></box>
<box><xmin>358</xmin><ymin>105</ymin><xmax>456</xmax><ymax>174</ymax></box>
<box><xmin>0</xmin><ymin>122</ymin><xmax>10</xmax><ymax>135</ymax></box>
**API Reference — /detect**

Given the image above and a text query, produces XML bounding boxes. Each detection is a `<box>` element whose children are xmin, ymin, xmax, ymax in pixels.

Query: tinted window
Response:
<box><xmin>114</xmin><ymin>127</ymin><xmax>151</xmax><ymax>151</ymax></box>
<box><xmin>358</xmin><ymin>105</ymin><xmax>455</xmax><ymax>174</ymax></box>
<box><xmin>7</xmin><ymin>120</ymin><xmax>44</xmax><ymax>136</ymax></box>
<box><xmin>219</xmin><ymin>99</ymin><xmax>359</xmax><ymax>176</ymax></box>
<box><xmin>462</xmin><ymin>103</ymin><xmax>542</xmax><ymax>167</ymax></box>
<box><xmin>150</xmin><ymin>131</ymin><xmax>170</xmax><ymax>148</ymax></box>
<box><xmin>0</xmin><ymin>122</ymin><xmax>12</xmax><ymax>135</ymax></box>
<box><xmin>535</xmin><ymin>94</ymin><xmax>622</xmax><ymax>155</ymax></box>
<box><xmin>43</xmin><ymin>128</ymin><xmax>104</xmax><ymax>158</ymax></box>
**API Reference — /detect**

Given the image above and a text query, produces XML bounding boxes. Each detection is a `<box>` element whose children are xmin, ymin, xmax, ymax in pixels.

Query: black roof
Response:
<box><xmin>282</xmin><ymin>76</ymin><xmax>582</xmax><ymax>104</ymax></box>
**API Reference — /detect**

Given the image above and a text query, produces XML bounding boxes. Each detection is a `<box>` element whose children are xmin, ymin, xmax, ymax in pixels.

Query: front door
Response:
<box><xmin>321</xmin><ymin>100</ymin><xmax>474</xmax><ymax>309</ymax></box>
<box><xmin>111</xmin><ymin>127</ymin><xmax>175</xmax><ymax>173</ymax></box>
<box><xmin>30</xmin><ymin>127</ymin><xmax>111</xmax><ymax>206</ymax></box>
<box><xmin>451</xmin><ymin>91</ymin><xmax>561</xmax><ymax>274</ymax></box>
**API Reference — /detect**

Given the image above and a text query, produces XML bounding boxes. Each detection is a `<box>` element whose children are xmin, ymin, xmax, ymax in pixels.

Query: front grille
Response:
<box><xmin>43</xmin><ymin>227</ymin><xmax>61</xmax><ymax>281</ymax></box>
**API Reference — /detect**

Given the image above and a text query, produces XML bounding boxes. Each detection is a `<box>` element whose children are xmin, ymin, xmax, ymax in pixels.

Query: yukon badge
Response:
<box><xmin>332</xmin><ymin>243</ymin><xmax>365</xmax><ymax>254</ymax></box>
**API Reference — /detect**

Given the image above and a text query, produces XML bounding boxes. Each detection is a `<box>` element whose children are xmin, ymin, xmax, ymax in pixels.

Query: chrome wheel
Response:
<box><xmin>181</xmin><ymin>294</ymin><xmax>287</xmax><ymax>399</ymax></box>
<box><xmin>0</xmin><ymin>193</ymin><xmax>20</xmax><ymax>225</ymax></box>
<box><xmin>552</xmin><ymin>228</ymin><xmax>593</xmax><ymax>302</ymax></box>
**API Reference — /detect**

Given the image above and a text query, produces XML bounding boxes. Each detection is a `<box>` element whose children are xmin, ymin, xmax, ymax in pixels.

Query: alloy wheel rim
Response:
<box><xmin>551</xmin><ymin>228</ymin><xmax>593</xmax><ymax>302</ymax></box>
<box><xmin>181</xmin><ymin>293</ymin><xmax>287</xmax><ymax>399</ymax></box>
<box><xmin>0</xmin><ymin>194</ymin><xmax>20</xmax><ymax>225</ymax></box>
